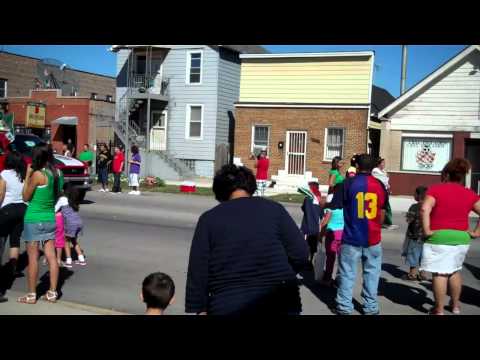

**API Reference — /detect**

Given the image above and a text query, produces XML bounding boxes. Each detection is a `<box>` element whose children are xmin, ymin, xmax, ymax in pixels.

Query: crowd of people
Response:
<box><xmin>185</xmin><ymin>154</ymin><xmax>480</xmax><ymax>315</ymax></box>
<box><xmin>0</xmin><ymin>143</ymin><xmax>88</xmax><ymax>304</ymax></box>
<box><xmin>1</xmin><ymin>140</ymin><xmax>479</xmax><ymax>315</ymax></box>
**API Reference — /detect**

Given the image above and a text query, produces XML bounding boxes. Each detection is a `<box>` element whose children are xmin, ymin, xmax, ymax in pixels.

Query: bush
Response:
<box><xmin>140</xmin><ymin>176</ymin><xmax>165</xmax><ymax>187</ymax></box>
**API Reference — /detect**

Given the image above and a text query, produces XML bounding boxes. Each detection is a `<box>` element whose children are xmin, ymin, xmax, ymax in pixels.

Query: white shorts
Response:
<box><xmin>129</xmin><ymin>173</ymin><xmax>139</xmax><ymax>187</ymax></box>
<box><xmin>420</xmin><ymin>243</ymin><xmax>470</xmax><ymax>275</ymax></box>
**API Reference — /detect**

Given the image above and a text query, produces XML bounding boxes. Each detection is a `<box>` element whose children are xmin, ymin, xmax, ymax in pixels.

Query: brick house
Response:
<box><xmin>0</xmin><ymin>50</ymin><xmax>115</xmax><ymax>152</ymax></box>
<box><xmin>233</xmin><ymin>51</ymin><xmax>375</xmax><ymax>190</ymax></box>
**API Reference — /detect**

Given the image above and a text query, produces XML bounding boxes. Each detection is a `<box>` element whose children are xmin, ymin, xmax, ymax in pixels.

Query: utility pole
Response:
<box><xmin>400</xmin><ymin>45</ymin><xmax>408</xmax><ymax>95</ymax></box>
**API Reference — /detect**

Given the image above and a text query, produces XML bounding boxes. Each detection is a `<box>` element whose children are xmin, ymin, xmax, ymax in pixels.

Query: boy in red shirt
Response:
<box><xmin>111</xmin><ymin>146</ymin><xmax>125</xmax><ymax>193</ymax></box>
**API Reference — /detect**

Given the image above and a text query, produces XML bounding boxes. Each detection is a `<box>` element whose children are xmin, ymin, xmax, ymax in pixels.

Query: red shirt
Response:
<box><xmin>112</xmin><ymin>152</ymin><xmax>125</xmax><ymax>173</ymax></box>
<box><xmin>427</xmin><ymin>182</ymin><xmax>479</xmax><ymax>231</ymax></box>
<box><xmin>256</xmin><ymin>158</ymin><xmax>270</xmax><ymax>180</ymax></box>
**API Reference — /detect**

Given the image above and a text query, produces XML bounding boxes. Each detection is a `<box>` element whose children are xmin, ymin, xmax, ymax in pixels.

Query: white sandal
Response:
<box><xmin>17</xmin><ymin>293</ymin><xmax>37</xmax><ymax>304</ymax></box>
<box><xmin>41</xmin><ymin>290</ymin><xmax>58</xmax><ymax>303</ymax></box>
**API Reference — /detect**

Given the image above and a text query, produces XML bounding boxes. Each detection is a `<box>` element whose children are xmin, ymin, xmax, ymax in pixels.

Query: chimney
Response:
<box><xmin>400</xmin><ymin>45</ymin><xmax>408</xmax><ymax>95</ymax></box>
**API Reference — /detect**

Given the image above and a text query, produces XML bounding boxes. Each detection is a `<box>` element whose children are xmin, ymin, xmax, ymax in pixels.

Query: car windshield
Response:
<box><xmin>11</xmin><ymin>135</ymin><xmax>42</xmax><ymax>156</ymax></box>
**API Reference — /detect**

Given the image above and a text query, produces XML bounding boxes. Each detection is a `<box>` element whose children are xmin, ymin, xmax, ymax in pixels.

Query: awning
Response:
<box><xmin>53</xmin><ymin>116</ymin><xmax>78</xmax><ymax>126</ymax></box>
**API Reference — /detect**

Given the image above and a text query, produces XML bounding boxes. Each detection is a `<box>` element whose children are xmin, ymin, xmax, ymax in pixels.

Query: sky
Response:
<box><xmin>1</xmin><ymin>45</ymin><xmax>467</xmax><ymax>98</ymax></box>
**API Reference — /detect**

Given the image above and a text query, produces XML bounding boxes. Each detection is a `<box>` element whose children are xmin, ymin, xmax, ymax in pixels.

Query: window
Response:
<box><xmin>251</xmin><ymin>125</ymin><xmax>270</xmax><ymax>156</ymax></box>
<box><xmin>0</xmin><ymin>79</ymin><xmax>7</xmax><ymax>98</ymax></box>
<box><xmin>401</xmin><ymin>136</ymin><xmax>452</xmax><ymax>172</ymax></box>
<box><xmin>186</xmin><ymin>105</ymin><xmax>203</xmax><ymax>139</ymax></box>
<box><xmin>181</xmin><ymin>159</ymin><xmax>196</xmax><ymax>171</ymax></box>
<box><xmin>324</xmin><ymin>128</ymin><xmax>344</xmax><ymax>160</ymax></box>
<box><xmin>106</xmin><ymin>95</ymin><xmax>113</xmax><ymax>102</ymax></box>
<box><xmin>187</xmin><ymin>51</ymin><xmax>202</xmax><ymax>84</ymax></box>
<box><xmin>91</xmin><ymin>93</ymin><xmax>97</xmax><ymax>100</ymax></box>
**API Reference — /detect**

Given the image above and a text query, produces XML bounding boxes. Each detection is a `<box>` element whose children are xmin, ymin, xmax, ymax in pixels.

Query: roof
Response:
<box><xmin>378</xmin><ymin>45</ymin><xmax>479</xmax><ymax>119</ymax></box>
<box><xmin>371</xmin><ymin>85</ymin><xmax>395</xmax><ymax>116</ymax></box>
<box><xmin>110</xmin><ymin>45</ymin><xmax>268</xmax><ymax>54</ymax></box>
<box><xmin>240</xmin><ymin>51</ymin><xmax>374</xmax><ymax>59</ymax></box>
<box><xmin>0</xmin><ymin>50</ymin><xmax>115</xmax><ymax>80</ymax></box>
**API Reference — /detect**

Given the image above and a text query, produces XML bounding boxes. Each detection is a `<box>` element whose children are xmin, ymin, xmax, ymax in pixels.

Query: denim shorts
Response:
<box><xmin>22</xmin><ymin>222</ymin><xmax>56</xmax><ymax>242</ymax></box>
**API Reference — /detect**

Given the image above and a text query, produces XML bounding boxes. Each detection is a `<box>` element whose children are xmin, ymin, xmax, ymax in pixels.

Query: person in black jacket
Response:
<box><xmin>300</xmin><ymin>182</ymin><xmax>325</xmax><ymax>264</ymax></box>
<box><xmin>185</xmin><ymin>164</ymin><xmax>310</xmax><ymax>315</ymax></box>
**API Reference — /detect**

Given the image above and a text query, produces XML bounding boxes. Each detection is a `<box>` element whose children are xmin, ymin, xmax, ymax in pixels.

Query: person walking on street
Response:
<box><xmin>97</xmin><ymin>144</ymin><xmax>111</xmax><ymax>192</ymax></box>
<box><xmin>186</xmin><ymin>165</ymin><xmax>310</xmax><ymax>315</ymax></box>
<box><xmin>372</xmin><ymin>157</ymin><xmax>398</xmax><ymax>230</ymax></box>
<box><xmin>17</xmin><ymin>144</ymin><xmax>62</xmax><ymax>304</ymax></box>
<box><xmin>328</xmin><ymin>156</ymin><xmax>344</xmax><ymax>194</ymax></box>
<box><xmin>128</xmin><ymin>145</ymin><xmax>141</xmax><ymax>195</ymax></box>
<box><xmin>0</xmin><ymin>151</ymin><xmax>27</xmax><ymax>301</ymax></box>
<box><xmin>420</xmin><ymin>159</ymin><xmax>480</xmax><ymax>315</ymax></box>
<box><xmin>332</xmin><ymin>154</ymin><xmax>388</xmax><ymax>315</ymax></box>
<box><xmin>111</xmin><ymin>146</ymin><xmax>125</xmax><ymax>194</ymax></box>
<box><xmin>300</xmin><ymin>181</ymin><xmax>324</xmax><ymax>264</ymax></box>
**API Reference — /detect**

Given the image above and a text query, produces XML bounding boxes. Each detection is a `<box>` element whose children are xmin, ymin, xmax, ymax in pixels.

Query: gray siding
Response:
<box><xmin>216</xmin><ymin>50</ymin><xmax>241</xmax><ymax>146</ymax></box>
<box><xmin>195</xmin><ymin>160</ymin><xmax>215</xmax><ymax>178</ymax></box>
<box><xmin>163</xmin><ymin>46</ymin><xmax>219</xmax><ymax>163</ymax></box>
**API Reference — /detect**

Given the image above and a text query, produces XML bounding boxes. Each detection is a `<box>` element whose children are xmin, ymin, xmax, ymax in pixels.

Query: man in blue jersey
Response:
<box><xmin>331</xmin><ymin>154</ymin><xmax>388</xmax><ymax>315</ymax></box>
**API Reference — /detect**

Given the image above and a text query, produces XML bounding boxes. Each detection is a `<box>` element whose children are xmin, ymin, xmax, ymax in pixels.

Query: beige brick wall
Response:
<box><xmin>234</xmin><ymin>107</ymin><xmax>368</xmax><ymax>184</ymax></box>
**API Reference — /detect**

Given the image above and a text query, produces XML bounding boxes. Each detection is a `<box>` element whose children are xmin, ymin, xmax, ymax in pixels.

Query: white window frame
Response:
<box><xmin>185</xmin><ymin>104</ymin><xmax>204</xmax><ymax>140</ymax></box>
<box><xmin>323</xmin><ymin>127</ymin><xmax>345</xmax><ymax>161</ymax></box>
<box><xmin>186</xmin><ymin>50</ymin><xmax>203</xmax><ymax>85</ymax></box>
<box><xmin>251</xmin><ymin>124</ymin><xmax>271</xmax><ymax>156</ymax></box>
<box><xmin>0</xmin><ymin>79</ymin><xmax>7</xmax><ymax>98</ymax></box>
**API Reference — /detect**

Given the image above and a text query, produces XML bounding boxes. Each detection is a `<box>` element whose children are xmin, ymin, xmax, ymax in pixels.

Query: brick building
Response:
<box><xmin>233</xmin><ymin>52</ymin><xmax>375</xmax><ymax>190</ymax></box>
<box><xmin>0</xmin><ymin>50</ymin><xmax>115</xmax><ymax>152</ymax></box>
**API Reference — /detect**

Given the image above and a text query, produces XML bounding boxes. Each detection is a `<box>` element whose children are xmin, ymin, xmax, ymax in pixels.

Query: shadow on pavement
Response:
<box><xmin>81</xmin><ymin>200</ymin><xmax>95</xmax><ymax>205</ymax></box>
<box><xmin>378</xmin><ymin>277</ymin><xmax>433</xmax><ymax>314</ymax></box>
<box><xmin>382</xmin><ymin>263</ymin><xmax>408</xmax><ymax>279</ymax></box>
<box><xmin>464</xmin><ymin>263</ymin><xmax>480</xmax><ymax>281</ymax></box>
<box><xmin>418</xmin><ymin>277</ymin><xmax>480</xmax><ymax>309</ymax></box>
<box><xmin>37</xmin><ymin>267</ymin><xmax>74</xmax><ymax>300</ymax></box>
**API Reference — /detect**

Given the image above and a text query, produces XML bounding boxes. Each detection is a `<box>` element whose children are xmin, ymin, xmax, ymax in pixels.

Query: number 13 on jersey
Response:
<box><xmin>355</xmin><ymin>192</ymin><xmax>378</xmax><ymax>219</ymax></box>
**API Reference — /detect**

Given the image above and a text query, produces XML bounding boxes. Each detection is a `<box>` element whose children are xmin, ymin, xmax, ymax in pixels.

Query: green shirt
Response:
<box><xmin>24</xmin><ymin>169</ymin><xmax>56</xmax><ymax>223</ymax></box>
<box><xmin>329</xmin><ymin>169</ymin><xmax>345</xmax><ymax>185</ymax></box>
<box><xmin>78</xmin><ymin>150</ymin><xmax>94</xmax><ymax>162</ymax></box>
<box><xmin>426</xmin><ymin>229</ymin><xmax>471</xmax><ymax>246</ymax></box>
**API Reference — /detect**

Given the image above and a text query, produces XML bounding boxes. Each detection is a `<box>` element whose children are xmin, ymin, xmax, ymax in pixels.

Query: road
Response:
<box><xmin>2</xmin><ymin>191</ymin><xmax>480</xmax><ymax>315</ymax></box>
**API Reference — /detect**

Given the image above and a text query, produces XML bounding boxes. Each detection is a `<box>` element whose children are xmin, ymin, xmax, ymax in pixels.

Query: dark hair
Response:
<box><xmin>356</xmin><ymin>153</ymin><xmax>376</xmax><ymax>173</ymax></box>
<box><xmin>212</xmin><ymin>164</ymin><xmax>257</xmax><ymax>202</ymax></box>
<box><xmin>5</xmin><ymin>151</ymin><xmax>26</xmax><ymax>182</ymax></box>
<box><xmin>64</xmin><ymin>184</ymin><xmax>80</xmax><ymax>212</ymax></box>
<box><xmin>376</xmin><ymin>157</ymin><xmax>385</xmax><ymax>167</ymax></box>
<box><xmin>331</xmin><ymin>156</ymin><xmax>342</xmax><ymax>171</ymax></box>
<box><xmin>131</xmin><ymin>145</ymin><xmax>139</xmax><ymax>155</ymax></box>
<box><xmin>415</xmin><ymin>185</ymin><xmax>428</xmax><ymax>200</ymax></box>
<box><xmin>350</xmin><ymin>154</ymin><xmax>358</xmax><ymax>167</ymax></box>
<box><xmin>142</xmin><ymin>272</ymin><xmax>175</xmax><ymax>310</ymax></box>
<box><xmin>441</xmin><ymin>158</ymin><xmax>471</xmax><ymax>183</ymax></box>
<box><xmin>31</xmin><ymin>143</ymin><xmax>60</xmax><ymax>202</ymax></box>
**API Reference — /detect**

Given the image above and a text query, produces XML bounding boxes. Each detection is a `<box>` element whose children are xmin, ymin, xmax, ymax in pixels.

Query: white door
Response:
<box><xmin>285</xmin><ymin>131</ymin><xmax>307</xmax><ymax>175</ymax></box>
<box><xmin>150</xmin><ymin>110</ymin><xmax>167</xmax><ymax>151</ymax></box>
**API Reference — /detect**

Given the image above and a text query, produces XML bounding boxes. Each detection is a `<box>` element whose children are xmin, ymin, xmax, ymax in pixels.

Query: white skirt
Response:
<box><xmin>420</xmin><ymin>243</ymin><xmax>470</xmax><ymax>274</ymax></box>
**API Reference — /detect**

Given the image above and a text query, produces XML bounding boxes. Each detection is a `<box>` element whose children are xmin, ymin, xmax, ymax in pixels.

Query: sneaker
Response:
<box><xmin>74</xmin><ymin>259</ymin><xmax>87</xmax><ymax>266</ymax></box>
<box><xmin>383</xmin><ymin>224</ymin><xmax>399</xmax><ymax>230</ymax></box>
<box><xmin>98</xmin><ymin>189</ymin><xmax>105</xmax><ymax>192</ymax></box>
<box><xmin>128</xmin><ymin>191</ymin><xmax>135</xmax><ymax>195</ymax></box>
<box><xmin>134</xmin><ymin>191</ymin><xmax>141</xmax><ymax>195</ymax></box>
<box><xmin>64</xmin><ymin>261</ymin><xmax>73</xmax><ymax>269</ymax></box>
<box><xmin>104</xmin><ymin>189</ymin><xmax>110</xmax><ymax>192</ymax></box>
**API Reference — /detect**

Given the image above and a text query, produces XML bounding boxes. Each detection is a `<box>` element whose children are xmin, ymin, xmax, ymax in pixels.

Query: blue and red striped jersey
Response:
<box><xmin>331</xmin><ymin>173</ymin><xmax>388</xmax><ymax>247</ymax></box>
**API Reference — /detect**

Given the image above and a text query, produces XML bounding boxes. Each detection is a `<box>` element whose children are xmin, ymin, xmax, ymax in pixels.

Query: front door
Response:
<box><xmin>465</xmin><ymin>139</ymin><xmax>480</xmax><ymax>194</ymax></box>
<box><xmin>285</xmin><ymin>131</ymin><xmax>307</xmax><ymax>175</ymax></box>
<box><xmin>150</xmin><ymin>110</ymin><xmax>167</xmax><ymax>151</ymax></box>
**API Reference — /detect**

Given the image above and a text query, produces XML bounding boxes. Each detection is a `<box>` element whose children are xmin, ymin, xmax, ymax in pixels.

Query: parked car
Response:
<box><xmin>0</xmin><ymin>133</ymin><xmax>92</xmax><ymax>201</ymax></box>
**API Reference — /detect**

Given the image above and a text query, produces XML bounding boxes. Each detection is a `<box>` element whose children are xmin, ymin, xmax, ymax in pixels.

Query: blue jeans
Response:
<box><xmin>336</xmin><ymin>243</ymin><xmax>382</xmax><ymax>315</ymax></box>
<box><xmin>406</xmin><ymin>239</ymin><xmax>423</xmax><ymax>268</ymax></box>
<box><xmin>98</xmin><ymin>168</ymin><xmax>108</xmax><ymax>187</ymax></box>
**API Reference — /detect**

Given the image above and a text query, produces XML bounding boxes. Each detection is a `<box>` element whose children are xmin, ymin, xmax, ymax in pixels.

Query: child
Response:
<box><xmin>300</xmin><ymin>182</ymin><xmax>325</xmax><ymax>263</ymax></box>
<box><xmin>401</xmin><ymin>185</ymin><xmax>428</xmax><ymax>281</ymax></box>
<box><xmin>319</xmin><ymin>184</ymin><xmax>344</xmax><ymax>287</ymax></box>
<box><xmin>141</xmin><ymin>272</ymin><xmax>175</xmax><ymax>315</ymax></box>
<box><xmin>60</xmin><ymin>185</ymin><xmax>87</xmax><ymax>268</ymax></box>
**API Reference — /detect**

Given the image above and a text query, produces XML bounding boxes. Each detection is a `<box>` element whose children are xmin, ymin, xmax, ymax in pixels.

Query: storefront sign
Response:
<box><xmin>26</xmin><ymin>103</ymin><xmax>46</xmax><ymax>129</ymax></box>
<box><xmin>401</xmin><ymin>137</ymin><xmax>452</xmax><ymax>172</ymax></box>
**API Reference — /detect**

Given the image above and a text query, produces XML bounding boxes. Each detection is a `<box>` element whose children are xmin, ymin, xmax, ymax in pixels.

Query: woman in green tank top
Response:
<box><xmin>17</xmin><ymin>144</ymin><xmax>62</xmax><ymax>305</ymax></box>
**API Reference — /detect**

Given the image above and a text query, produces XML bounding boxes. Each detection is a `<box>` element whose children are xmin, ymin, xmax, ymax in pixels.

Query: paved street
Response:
<box><xmin>1</xmin><ymin>191</ymin><xmax>479</xmax><ymax>315</ymax></box>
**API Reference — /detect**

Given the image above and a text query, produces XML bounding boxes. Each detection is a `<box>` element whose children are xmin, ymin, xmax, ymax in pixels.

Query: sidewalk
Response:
<box><xmin>0</xmin><ymin>291</ymin><xmax>129</xmax><ymax>315</ymax></box>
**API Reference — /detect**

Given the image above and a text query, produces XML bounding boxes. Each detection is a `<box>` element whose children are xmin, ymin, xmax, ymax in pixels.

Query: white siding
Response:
<box><xmin>390</xmin><ymin>52</ymin><xmax>480</xmax><ymax>132</ymax></box>
<box><xmin>216</xmin><ymin>50</ymin><xmax>241</xmax><ymax>146</ymax></box>
<box><xmin>163</xmin><ymin>46</ymin><xmax>219</xmax><ymax>163</ymax></box>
